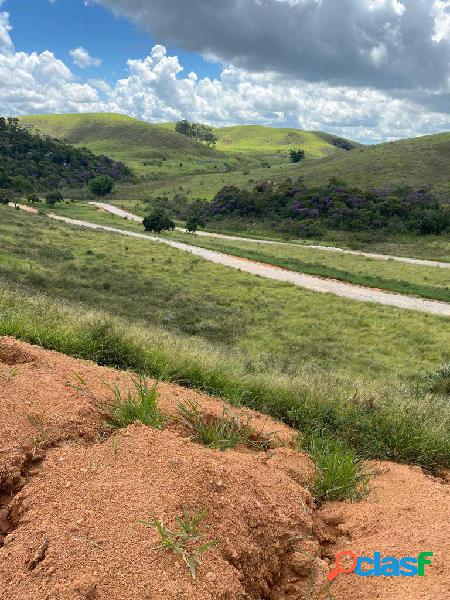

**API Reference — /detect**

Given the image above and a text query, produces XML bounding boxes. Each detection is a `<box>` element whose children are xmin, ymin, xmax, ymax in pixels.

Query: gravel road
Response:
<box><xmin>51</xmin><ymin>213</ymin><xmax>450</xmax><ymax>317</ymax></box>
<box><xmin>91</xmin><ymin>202</ymin><xmax>450</xmax><ymax>269</ymax></box>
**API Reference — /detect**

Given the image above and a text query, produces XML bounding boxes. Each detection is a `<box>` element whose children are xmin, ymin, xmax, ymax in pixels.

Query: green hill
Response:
<box><xmin>297</xmin><ymin>132</ymin><xmax>450</xmax><ymax>195</ymax></box>
<box><xmin>20</xmin><ymin>113</ymin><xmax>227</xmax><ymax>177</ymax></box>
<box><xmin>213</xmin><ymin>125</ymin><xmax>360</xmax><ymax>158</ymax></box>
<box><xmin>20</xmin><ymin>113</ymin><xmax>357</xmax><ymax>180</ymax></box>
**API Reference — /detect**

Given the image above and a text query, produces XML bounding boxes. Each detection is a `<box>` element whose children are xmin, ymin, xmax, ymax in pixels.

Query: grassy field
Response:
<box><xmin>1</xmin><ymin>205</ymin><xmax>449</xmax><ymax>378</ymax></box>
<box><xmin>45</xmin><ymin>201</ymin><xmax>450</xmax><ymax>301</ymax></box>
<box><xmin>1</xmin><ymin>205</ymin><xmax>450</xmax><ymax>470</ymax></box>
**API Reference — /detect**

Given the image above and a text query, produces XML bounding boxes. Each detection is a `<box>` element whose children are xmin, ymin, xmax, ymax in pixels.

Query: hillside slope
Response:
<box><xmin>20</xmin><ymin>113</ymin><xmax>225</xmax><ymax>176</ymax></box>
<box><xmin>213</xmin><ymin>124</ymin><xmax>360</xmax><ymax>158</ymax></box>
<box><xmin>297</xmin><ymin>132</ymin><xmax>450</xmax><ymax>194</ymax></box>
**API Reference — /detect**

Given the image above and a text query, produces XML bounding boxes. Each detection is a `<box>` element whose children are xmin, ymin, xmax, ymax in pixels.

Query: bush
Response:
<box><xmin>89</xmin><ymin>174</ymin><xmax>114</xmax><ymax>196</ymax></box>
<box><xmin>289</xmin><ymin>149</ymin><xmax>306</xmax><ymax>163</ymax></box>
<box><xmin>45</xmin><ymin>191</ymin><xmax>63</xmax><ymax>206</ymax></box>
<box><xmin>0</xmin><ymin>189</ymin><xmax>15</xmax><ymax>205</ymax></box>
<box><xmin>143</xmin><ymin>208</ymin><xmax>175</xmax><ymax>233</ymax></box>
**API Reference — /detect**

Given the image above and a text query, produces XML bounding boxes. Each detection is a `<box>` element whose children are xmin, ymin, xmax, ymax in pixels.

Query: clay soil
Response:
<box><xmin>0</xmin><ymin>337</ymin><xmax>448</xmax><ymax>599</ymax></box>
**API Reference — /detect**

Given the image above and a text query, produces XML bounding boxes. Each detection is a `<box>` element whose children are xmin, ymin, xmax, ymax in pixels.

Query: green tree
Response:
<box><xmin>143</xmin><ymin>208</ymin><xmax>176</xmax><ymax>233</ymax></box>
<box><xmin>175</xmin><ymin>120</ymin><xmax>193</xmax><ymax>137</ymax></box>
<box><xmin>89</xmin><ymin>175</ymin><xmax>114</xmax><ymax>196</ymax></box>
<box><xmin>186</xmin><ymin>214</ymin><xmax>206</xmax><ymax>233</ymax></box>
<box><xmin>45</xmin><ymin>191</ymin><xmax>63</xmax><ymax>206</ymax></box>
<box><xmin>289</xmin><ymin>149</ymin><xmax>306</xmax><ymax>163</ymax></box>
<box><xmin>0</xmin><ymin>189</ymin><xmax>15</xmax><ymax>205</ymax></box>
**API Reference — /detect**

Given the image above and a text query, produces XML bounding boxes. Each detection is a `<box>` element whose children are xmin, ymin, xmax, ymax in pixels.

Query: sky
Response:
<box><xmin>1</xmin><ymin>0</ymin><xmax>450</xmax><ymax>143</ymax></box>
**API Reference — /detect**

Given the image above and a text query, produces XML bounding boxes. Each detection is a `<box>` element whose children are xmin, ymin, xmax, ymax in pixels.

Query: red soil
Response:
<box><xmin>0</xmin><ymin>337</ymin><xmax>448</xmax><ymax>599</ymax></box>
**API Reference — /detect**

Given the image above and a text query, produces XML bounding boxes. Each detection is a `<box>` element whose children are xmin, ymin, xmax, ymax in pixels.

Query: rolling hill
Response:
<box><xmin>19</xmin><ymin>113</ymin><xmax>229</xmax><ymax>177</ymax></box>
<box><xmin>213</xmin><ymin>124</ymin><xmax>361</xmax><ymax>158</ymax></box>
<box><xmin>20</xmin><ymin>114</ymin><xmax>352</xmax><ymax>178</ymax></box>
<box><xmin>297</xmin><ymin>132</ymin><xmax>450</xmax><ymax>195</ymax></box>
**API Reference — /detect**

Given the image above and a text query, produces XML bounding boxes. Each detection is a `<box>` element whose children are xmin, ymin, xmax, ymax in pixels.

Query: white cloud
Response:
<box><xmin>0</xmin><ymin>7</ymin><xmax>449</xmax><ymax>143</ymax></box>
<box><xmin>0</xmin><ymin>2</ymin><xmax>13</xmax><ymax>53</ymax></box>
<box><xmin>433</xmin><ymin>0</ymin><xmax>450</xmax><ymax>41</ymax></box>
<box><xmin>70</xmin><ymin>47</ymin><xmax>102</xmax><ymax>68</ymax></box>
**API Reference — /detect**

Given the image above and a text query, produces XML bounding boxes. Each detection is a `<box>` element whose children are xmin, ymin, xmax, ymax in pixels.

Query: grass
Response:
<box><xmin>1</xmin><ymin>207</ymin><xmax>450</xmax><ymax>471</ymax></box>
<box><xmin>73</xmin><ymin>374</ymin><xmax>164</xmax><ymax>429</ymax></box>
<box><xmin>1</xmin><ymin>274</ymin><xmax>450</xmax><ymax>471</ymax></box>
<box><xmin>139</xmin><ymin>510</ymin><xmax>217</xmax><ymax>579</ymax></box>
<box><xmin>161</xmin><ymin>229</ymin><xmax>450</xmax><ymax>303</ymax></box>
<box><xmin>106</xmin><ymin>376</ymin><xmax>164</xmax><ymax>429</ymax></box>
<box><xmin>36</xmin><ymin>201</ymin><xmax>450</xmax><ymax>301</ymax></box>
<box><xmin>177</xmin><ymin>401</ymin><xmax>272</xmax><ymax>451</ymax></box>
<box><xmin>300</xmin><ymin>431</ymin><xmax>369</xmax><ymax>503</ymax></box>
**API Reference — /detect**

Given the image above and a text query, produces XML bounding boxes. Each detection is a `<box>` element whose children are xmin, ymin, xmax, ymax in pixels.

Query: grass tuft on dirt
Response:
<box><xmin>177</xmin><ymin>400</ymin><xmax>272</xmax><ymax>451</ymax></box>
<box><xmin>300</xmin><ymin>431</ymin><xmax>369</xmax><ymax>503</ymax></box>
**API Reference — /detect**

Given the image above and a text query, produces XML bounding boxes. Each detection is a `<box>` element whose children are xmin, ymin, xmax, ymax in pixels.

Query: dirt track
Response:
<box><xmin>0</xmin><ymin>337</ymin><xmax>449</xmax><ymax>600</ymax></box>
<box><xmin>50</xmin><ymin>212</ymin><xmax>450</xmax><ymax>317</ymax></box>
<box><xmin>92</xmin><ymin>202</ymin><xmax>450</xmax><ymax>269</ymax></box>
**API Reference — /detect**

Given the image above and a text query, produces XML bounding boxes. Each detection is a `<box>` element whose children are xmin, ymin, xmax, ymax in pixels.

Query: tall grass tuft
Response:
<box><xmin>177</xmin><ymin>400</ymin><xmax>271</xmax><ymax>451</ymax></box>
<box><xmin>106</xmin><ymin>376</ymin><xmax>164</xmax><ymax>429</ymax></box>
<box><xmin>300</xmin><ymin>431</ymin><xmax>369</xmax><ymax>503</ymax></box>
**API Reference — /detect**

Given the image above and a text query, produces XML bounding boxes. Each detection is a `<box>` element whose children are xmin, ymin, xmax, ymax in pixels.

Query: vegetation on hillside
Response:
<box><xmin>175</xmin><ymin>120</ymin><xmax>217</xmax><ymax>147</ymax></box>
<box><xmin>0</xmin><ymin>117</ymin><xmax>131</xmax><ymax>195</ymax></box>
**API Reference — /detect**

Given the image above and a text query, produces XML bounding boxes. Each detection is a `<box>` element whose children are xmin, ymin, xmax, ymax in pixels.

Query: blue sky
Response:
<box><xmin>6</xmin><ymin>0</ymin><xmax>221</xmax><ymax>82</ymax></box>
<box><xmin>1</xmin><ymin>0</ymin><xmax>450</xmax><ymax>142</ymax></box>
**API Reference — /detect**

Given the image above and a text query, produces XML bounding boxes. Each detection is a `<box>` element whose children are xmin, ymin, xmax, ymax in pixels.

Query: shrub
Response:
<box><xmin>45</xmin><ymin>191</ymin><xmax>63</xmax><ymax>206</ymax></box>
<box><xmin>289</xmin><ymin>149</ymin><xmax>306</xmax><ymax>163</ymax></box>
<box><xmin>89</xmin><ymin>174</ymin><xmax>114</xmax><ymax>196</ymax></box>
<box><xmin>143</xmin><ymin>208</ymin><xmax>175</xmax><ymax>233</ymax></box>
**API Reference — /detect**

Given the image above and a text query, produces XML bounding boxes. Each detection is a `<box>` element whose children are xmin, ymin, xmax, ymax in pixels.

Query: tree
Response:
<box><xmin>175</xmin><ymin>120</ymin><xmax>217</xmax><ymax>147</ymax></box>
<box><xmin>186</xmin><ymin>214</ymin><xmax>205</xmax><ymax>233</ymax></box>
<box><xmin>89</xmin><ymin>175</ymin><xmax>114</xmax><ymax>196</ymax></box>
<box><xmin>289</xmin><ymin>149</ymin><xmax>305</xmax><ymax>163</ymax></box>
<box><xmin>175</xmin><ymin>119</ymin><xmax>193</xmax><ymax>137</ymax></box>
<box><xmin>28</xmin><ymin>193</ymin><xmax>40</xmax><ymax>203</ymax></box>
<box><xmin>0</xmin><ymin>189</ymin><xmax>15</xmax><ymax>205</ymax></box>
<box><xmin>45</xmin><ymin>191</ymin><xmax>63</xmax><ymax>206</ymax></box>
<box><xmin>143</xmin><ymin>208</ymin><xmax>175</xmax><ymax>233</ymax></box>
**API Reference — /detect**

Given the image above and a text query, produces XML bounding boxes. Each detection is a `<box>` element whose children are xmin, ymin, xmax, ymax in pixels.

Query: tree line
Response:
<box><xmin>141</xmin><ymin>177</ymin><xmax>450</xmax><ymax>237</ymax></box>
<box><xmin>0</xmin><ymin>117</ymin><xmax>131</xmax><ymax>199</ymax></box>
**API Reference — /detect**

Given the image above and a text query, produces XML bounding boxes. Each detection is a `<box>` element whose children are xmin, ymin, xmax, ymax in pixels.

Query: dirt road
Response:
<box><xmin>91</xmin><ymin>202</ymin><xmax>450</xmax><ymax>269</ymax></box>
<box><xmin>50</xmin><ymin>213</ymin><xmax>450</xmax><ymax>316</ymax></box>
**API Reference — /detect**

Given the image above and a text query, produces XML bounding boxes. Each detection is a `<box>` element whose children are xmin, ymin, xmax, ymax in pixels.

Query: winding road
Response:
<box><xmin>90</xmin><ymin>202</ymin><xmax>450</xmax><ymax>270</ymax></box>
<box><xmin>50</xmin><ymin>211</ymin><xmax>450</xmax><ymax>317</ymax></box>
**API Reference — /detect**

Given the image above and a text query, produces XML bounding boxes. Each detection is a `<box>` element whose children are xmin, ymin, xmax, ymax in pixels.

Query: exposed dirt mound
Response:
<box><xmin>319</xmin><ymin>462</ymin><xmax>450</xmax><ymax>599</ymax></box>
<box><xmin>0</xmin><ymin>337</ymin><xmax>449</xmax><ymax>599</ymax></box>
<box><xmin>0</xmin><ymin>337</ymin><xmax>327</xmax><ymax>599</ymax></box>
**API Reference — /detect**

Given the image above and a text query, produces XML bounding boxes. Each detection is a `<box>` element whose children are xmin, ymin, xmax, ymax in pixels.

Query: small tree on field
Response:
<box><xmin>45</xmin><ymin>191</ymin><xmax>63</xmax><ymax>206</ymax></box>
<box><xmin>0</xmin><ymin>189</ymin><xmax>15</xmax><ymax>205</ymax></box>
<box><xmin>89</xmin><ymin>175</ymin><xmax>114</xmax><ymax>196</ymax></box>
<box><xmin>289</xmin><ymin>149</ymin><xmax>305</xmax><ymax>163</ymax></box>
<box><xmin>143</xmin><ymin>208</ymin><xmax>175</xmax><ymax>233</ymax></box>
<box><xmin>186</xmin><ymin>214</ymin><xmax>205</xmax><ymax>233</ymax></box>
